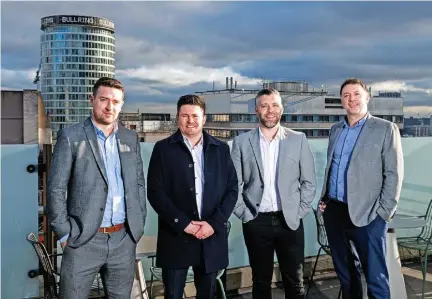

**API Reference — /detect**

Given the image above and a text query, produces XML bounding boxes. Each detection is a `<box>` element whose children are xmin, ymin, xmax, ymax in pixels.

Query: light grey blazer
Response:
<box><xmin>47</xmin><ymin>117</ymin><xmax>147</xmax><ymax>248</ymax></box>
<box><xmin>231</xmin><ymin>127</ymin><xmax>316</xmax><ymax>230</ymax></box>
<box><xmin>318</xmin><ymin>114</ymin><xmax>404</xmax><ymax>227</ymax></box>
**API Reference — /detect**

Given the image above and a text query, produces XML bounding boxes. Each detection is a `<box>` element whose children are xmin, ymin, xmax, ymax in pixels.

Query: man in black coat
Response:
<box><xmin>147</xmin><ymin>94</ymin><xmax>238</xmax><ymax>299</ymax></box>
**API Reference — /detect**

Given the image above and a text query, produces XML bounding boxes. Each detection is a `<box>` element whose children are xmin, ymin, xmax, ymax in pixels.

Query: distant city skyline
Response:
<box><xmin>1</xmin><ymin>1</ymin><xmax>432</xmax><ymax>117</ymax></box>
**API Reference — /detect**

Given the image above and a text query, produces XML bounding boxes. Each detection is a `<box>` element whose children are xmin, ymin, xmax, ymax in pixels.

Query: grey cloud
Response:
<box><xmin>2</xmin><ymin>1</ymin><xmax>432</xmax><ymax>110</ymax></box>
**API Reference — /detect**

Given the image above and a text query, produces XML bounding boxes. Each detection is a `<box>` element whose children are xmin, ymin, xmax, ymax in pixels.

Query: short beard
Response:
<box><xmin>259</xmin><ymin>117</ymin><xmax>280</xmax><ymax>129</ymax></box>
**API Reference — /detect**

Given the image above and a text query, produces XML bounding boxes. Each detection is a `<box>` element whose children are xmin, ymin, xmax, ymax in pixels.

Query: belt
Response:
<box><xmin>98</xmin><ymin>223</ymin><xmax>125</xmax><ymax>233</ymax></box>
<box><xmin>327</xmin><ymin>198</ymin><xmax>348</xmax><ymax>207</ymax></box>
<box><xmin>260</xmin><ymin>211</ymin><xmax>283</xmax><ymax>216</ymax></box>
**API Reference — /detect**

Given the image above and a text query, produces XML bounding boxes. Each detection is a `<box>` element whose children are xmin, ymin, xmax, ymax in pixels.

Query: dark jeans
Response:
<box><xmin>323</xmin><ymin>200</ymin><xmax>389</xmax><ymax>299</ymax></box>
<box><xmin>243</xmin><ymin>212</ymin><xmax>305</xmax><ymax>299</ymax></box>
<box><xmin>162</xmin><ymin>266</ymin><xmax>217</xmax><ymax>299</ymax></box>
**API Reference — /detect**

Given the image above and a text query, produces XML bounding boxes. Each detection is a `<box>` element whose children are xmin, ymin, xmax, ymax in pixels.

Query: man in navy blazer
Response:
<box><xmin>147</xmin><ymin>94</ymin><xmax>238</xmax><ymax>299</ymax></box>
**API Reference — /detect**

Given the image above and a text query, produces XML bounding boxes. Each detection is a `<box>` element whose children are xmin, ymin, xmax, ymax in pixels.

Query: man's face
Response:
<box><xmin>177</xmin><ymin>104</ymin><xmax>206</xmax><ymax>138</ymax></box>
<box><xmin>90</xmin><ymin>86</ymin><xmax>124</xmax><ymax>126</ymax></box>
<box><xmin>341</xmin><ymin>83</ymin><xmax>369</xmax><ymax>117</ymax></box>
<box><xmin>255</xmin><ymin>94</ymin><xmax>283</xmax><ymax>129</ymax></box>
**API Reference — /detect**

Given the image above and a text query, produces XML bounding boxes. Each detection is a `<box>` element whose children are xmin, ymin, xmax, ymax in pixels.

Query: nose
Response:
<box><xmin>105</xmin><ymin>101</ymin><xmax>113</xmax><ymax>110</ymax></box>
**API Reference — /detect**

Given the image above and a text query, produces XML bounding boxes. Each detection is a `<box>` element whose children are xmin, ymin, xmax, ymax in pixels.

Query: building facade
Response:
<box><xmin>199</xmin><ymin>80</ymin><xmax>404</xmax><ymax>140</ymax></box>
<box><xmin>119</xmin><ymin>112</ymin><xmax>176</xmax><ymax>142</ymax></box>
<box><xmin>39</xmin><ymin>15</ymin><xmax>115</xmax><ymax>139</ymax></box>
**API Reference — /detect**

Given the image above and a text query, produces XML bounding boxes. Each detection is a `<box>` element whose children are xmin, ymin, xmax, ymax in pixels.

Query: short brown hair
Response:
<box><xmin>340</xmin><ymin>78</ymin><xmax>368</xmax><ymax>96</ymax></box>
<box><xmin>255</xmin><ymin>88</ymin><xmax>281</xmax><ymax>106</ymax></box>
<box><xmin>93</xmin><ymin>77</ymin><xmax>124</xmax><ymax>97</ymax></box>
<box><xmin>177</xmin><ymin>94</ymin><xmax>206</xmax><ymax>114</ymax></box>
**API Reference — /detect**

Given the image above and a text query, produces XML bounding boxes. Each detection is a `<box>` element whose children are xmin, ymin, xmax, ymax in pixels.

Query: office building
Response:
<box><xmin>200</xmin><ymin>78</ymin><xmax>404</xmax><ymax>140</ymax></box>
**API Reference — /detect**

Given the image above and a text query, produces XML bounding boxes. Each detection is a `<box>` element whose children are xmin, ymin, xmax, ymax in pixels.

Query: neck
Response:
<box><xmin>92</xmin><ymin>116</ymin><xmax>115</xmax><ymax>136</ymax></box>
<box><xmin>346</xmin><ymin>111</ymin><xmax>368</xmax><ymax>127</ymax></box>
<box><xmin>259</xmin><ymin>124</ymin><xmax>280</xmax><ymax>142</ymax></box>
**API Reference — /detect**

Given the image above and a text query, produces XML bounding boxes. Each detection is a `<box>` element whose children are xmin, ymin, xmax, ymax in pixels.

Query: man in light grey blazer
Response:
<box><xmin>47</xmin><ymin>77</ymin><xmax>147</xmax><ymax>299</ymax></box>
<box><xmin>231</xmin><ymin>88</ymin><xmax>316</xmax><ymax>299</ymax></box>
<box><xmin>318</xmin><ymin>78</ymin><xmax>403</xmax><ymax>299</ymax></box>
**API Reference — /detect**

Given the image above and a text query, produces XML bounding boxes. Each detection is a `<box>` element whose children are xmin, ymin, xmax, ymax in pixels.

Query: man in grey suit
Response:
<box><xmin>47</xmin><ymin>77</ymin><xmax>147</xmax><ymax>299</ymax></box>
<box><xmin>231</xmin><ymin>88</ymin><xmax>316</xmax><ymax>299</ymax></box>
<box><xmin>318</xmin><ymin>78</ymin><xmax>403</xmax><ymax>299</ymax></box>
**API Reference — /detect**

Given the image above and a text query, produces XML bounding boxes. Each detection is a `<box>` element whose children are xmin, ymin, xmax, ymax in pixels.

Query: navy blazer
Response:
<box><xmin>147</xmin><ymin>130</ymin><xmax>238</xmax><ymax>273</ymax></box>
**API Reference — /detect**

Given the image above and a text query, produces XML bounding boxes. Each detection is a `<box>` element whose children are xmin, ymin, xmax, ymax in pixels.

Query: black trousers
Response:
<box><xmin>162</xmin><ymin>266</ymin><xmax>217</xmax><ymax>299</ymax></box>
<box><xmin>243</xmin><ymin>212</ymin><xmax>305</xmax><ymax>299</ymax></box>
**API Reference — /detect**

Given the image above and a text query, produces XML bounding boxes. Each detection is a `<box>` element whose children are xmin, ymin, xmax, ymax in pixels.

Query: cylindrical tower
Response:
<box><xmin>40</xmin><ymin>15</ymin><xmax>115</xmax><ymax>139</ymax></box>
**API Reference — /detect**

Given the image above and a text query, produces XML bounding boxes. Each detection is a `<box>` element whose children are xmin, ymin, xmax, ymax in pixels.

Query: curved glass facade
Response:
<box><xmin>40</xmin><ymin>16</ymin><xmax>115</xmax><ymax>139</ymax></box>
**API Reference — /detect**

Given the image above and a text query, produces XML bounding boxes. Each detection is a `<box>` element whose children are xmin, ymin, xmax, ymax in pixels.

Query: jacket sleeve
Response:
<box><xmin>136</xmin><ymin>133</ymin><xmax>147</xmax><ymax>226</ymax></box>
<box><xmin>230</xmin><ymin>137</ymin><xmax>246</xmax><ymax>219</ymax></box>
<box><xmin>377</xmin><ymin>122</ymin><xmax>404</xmax><ymax>221</ymax></box>
<box><xmin>298</xmin><ymin>134</ymin><xmax>317</xmax><ymax>218</ymax></box>
<box><xmin>147</xmin><ymin>142</ymin><xmax>191</xmax><ymax>234</ymax></box>
<box><xmin>206</xmin><ymin>143</ymin><xmax>239</xmax><ymax>234</ymax></box>
<box><xmin>47</xmin><ymin>130</ymin><xmax>72</xmax><ymax>239</ymax></box>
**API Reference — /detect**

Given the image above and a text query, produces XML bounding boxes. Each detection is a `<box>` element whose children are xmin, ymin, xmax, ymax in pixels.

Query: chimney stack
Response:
<box><xmin>230</xmin><ymin>77</ymin><xmax>233</xmax><ymax>89</ymax></box>
<box><xmin>226</xmin><ymin>77</ymin><xmax>229</xmax><ymax>89</ymax></box>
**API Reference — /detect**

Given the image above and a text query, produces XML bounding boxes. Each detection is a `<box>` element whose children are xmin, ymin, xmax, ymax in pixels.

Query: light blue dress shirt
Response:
<box><xmin>60</xmin><ymin>119</ymin><xmax>125</xmax><ymax>243</ymax></box>
<box><xmin>328</xmin><ymin>114</ymin><xmax>368</xmax><ymax>203</ymax></box>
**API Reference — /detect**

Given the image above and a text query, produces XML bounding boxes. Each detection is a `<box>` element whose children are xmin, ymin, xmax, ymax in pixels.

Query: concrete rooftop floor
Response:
<box><xmin>230</xmin><ymin>262</ymin><xmax>432</xmax><ymax>299</ymax></box>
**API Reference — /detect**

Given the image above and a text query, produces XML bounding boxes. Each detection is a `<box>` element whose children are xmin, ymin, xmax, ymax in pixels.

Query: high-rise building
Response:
<box><xmin>38</xmin><ymin>15</ymin><xmax>115</xmax><ymax>139</ymax></box>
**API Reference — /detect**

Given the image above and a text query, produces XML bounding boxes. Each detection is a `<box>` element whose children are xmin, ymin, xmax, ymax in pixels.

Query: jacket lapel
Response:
<box><xmin>276</xmin><ymin>126</ymin><xmax>289</xmax><ymax>181</ymax></box>
<box><xmin>116</xmin><ymin>126</ymin><xmax>134</xmax><ymax>180</ymax></box>
<box><xmin>328</xmin><ymin>124</ymin><xmax>343</xmax><ymax>160</ymax></box>
<box><xmin>350</xmin><ymin>115</ymin><xmax>375</xmax><ymax>161</ymax></box>
<box><xmin>83</xmin><ymin>117</ymin><xmax>108</xmax><ymax>185</ymax></box>
<box><xmin>249</xmin><ymin>128</ymin><xmax>264</xmax><ymax>182</ymax></box>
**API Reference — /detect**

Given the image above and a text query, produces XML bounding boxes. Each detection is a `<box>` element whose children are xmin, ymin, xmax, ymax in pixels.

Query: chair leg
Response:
<box><xmin>306</xmin><ymin>247</ymin><xmax>322</xmax><ymax>297</ymax></box>
<box><xmin>337</xmin><ymin>287</ymin><xmax>342</xmax><ymax>299</ymax></box>
<box><xmin>216</xmin><ymin>277</ymin><xmax>226</xmax><ymax>299</ymax></box>
<box><xmin>421</xmin><ymin>252</ymin><xmax>428</xmax><ymax>299</ymax></box>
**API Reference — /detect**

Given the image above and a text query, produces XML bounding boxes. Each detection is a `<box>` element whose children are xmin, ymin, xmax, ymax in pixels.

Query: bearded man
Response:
<box><xmin>230</xmin><ymin>88</ymin><xmax>316</xmax><ymax>299</ymax></box>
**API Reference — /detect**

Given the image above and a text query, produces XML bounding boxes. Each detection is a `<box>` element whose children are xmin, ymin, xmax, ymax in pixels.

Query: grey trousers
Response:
<box><xmin>59</xmin><ymin>228</ymin><xmax>136</xmax><ymax>299</ymax></box>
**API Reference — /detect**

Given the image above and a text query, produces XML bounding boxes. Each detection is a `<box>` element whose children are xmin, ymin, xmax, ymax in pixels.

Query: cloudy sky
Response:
<box><xmin>2</xmin><ymin>1</ymin><xmax>432</xmax><ymax>116</ymax></box>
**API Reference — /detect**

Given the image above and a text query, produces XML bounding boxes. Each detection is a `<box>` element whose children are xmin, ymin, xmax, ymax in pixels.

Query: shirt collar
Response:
<box><xmin>182</xmin><ymin>134</ymin><xmax>204</xmax><ymax>150</ymax></box>
<box><xmin>343</xmin><ymin>112</ymin><xmax>369</xmax><ymax>128</ymax></box>
<box><xmin>259</xmin><ymin>125</ymin><xmax>282</xmax><ymax>142</ymax></box>
<box><xmin>90</xmin><ymin>115</ymin><xmax>118</xmax><ymax>139</ymax></box>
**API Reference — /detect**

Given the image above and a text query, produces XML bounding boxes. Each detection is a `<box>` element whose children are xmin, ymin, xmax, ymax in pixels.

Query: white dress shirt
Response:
<box><xmin>259</xmin><ymin>127</ymin><xmax>282</xmax><ymax>212</ymax></box>
<box><xmin>183</xmin><ymin>135</ymin><xmax>205</xmax><ymax>218</ymax></box>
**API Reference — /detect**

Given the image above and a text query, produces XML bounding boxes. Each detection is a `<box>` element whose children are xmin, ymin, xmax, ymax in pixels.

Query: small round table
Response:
<box><xmin>387</xmin><ymin>214</ymin><xmax>426</xmax><ymax>299</ymax></box>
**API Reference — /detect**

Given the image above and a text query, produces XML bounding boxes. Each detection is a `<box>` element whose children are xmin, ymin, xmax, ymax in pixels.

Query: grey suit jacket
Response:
<box><xmin>318</xmin><ymin>114</ymin><xmax>404</xmax><ymax>227</ymax></box>
<box><xmin>231</xmin><ymin>127</ymin><xmax>317</xmax><ymax>230</ymax></box>
<box><xmin>47</xmin><ymin>117</ymin><xmax>147</xmax><ymax>248</ymax></box>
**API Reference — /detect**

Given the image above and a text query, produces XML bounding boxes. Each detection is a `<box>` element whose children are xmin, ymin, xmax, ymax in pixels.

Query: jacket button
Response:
<box><xmin>190</xmin><ymin>187</ymin><xmax>194</xmax><ymax>191</ymax></box>
<box><xmin>256</xmin><ymin>203</ymin><xmax>260</xmax><ymax>207</ymax></box>
<box><xmin>174</xmin><ymin>218</ymin><xmax>179</xmax><ymax>223</ymax></box>
<box><xmin>100</xmin><ymin>207</ymin><xmax>104</xmax><ymax>211</ymax></box>
<box><xmin>104</xmin><ymin>187</ymin><xmax>108</xmax><ymax>192</ymax></box>
<box><xmin>261</xmin><ymin>185</ymin><xmax>264</xmax><ymax>188</ymax></box>
<box><xmin>189</xmin><ymin>164</ymin><xmax>193</xmax><ymax>168</ymax></box>
<box><xmin>193</xmin><ymin>211</ymin><xmax>197</xmax><ymax>216</ymax></box>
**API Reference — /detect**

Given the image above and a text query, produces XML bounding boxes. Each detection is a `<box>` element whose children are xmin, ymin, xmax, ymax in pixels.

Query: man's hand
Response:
<box><xmin>318</xmin><ymin>201</ymin><xmax>327</xmax><ymax>213</ymax></box>
<box><xmin>192</xmin><ymin>221</ymin><xmax>215</xmax><ymax>239</ymax></box>
<box><xmin>184</xmin><ymin>223</ymin><xmax>201</xmax><ymax>235</ymax></box>
<box><xmin>61</xmin><ymin>241</ymin><xmax>67</xmax><ymax>250</ymax></box>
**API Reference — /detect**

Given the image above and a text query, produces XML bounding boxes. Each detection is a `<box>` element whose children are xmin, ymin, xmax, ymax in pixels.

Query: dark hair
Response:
<box><xmin>340</xmin><ymin>78</ymin><xmax>368</xmax><ymax>96</ymax></box>
<box><xmin>176</xmin><ymin>94</ymin><xmax>206</xmax><ymax>114</ymax></box>
<box><xmin>255</xmin><ymin>88</ymin><xmax>281</xmax><ymax>106</ymax></box>
<box><xmin>93</xmin><ymin>77</ymin><xmax>124</xmax><ymax>97</ymax></box>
